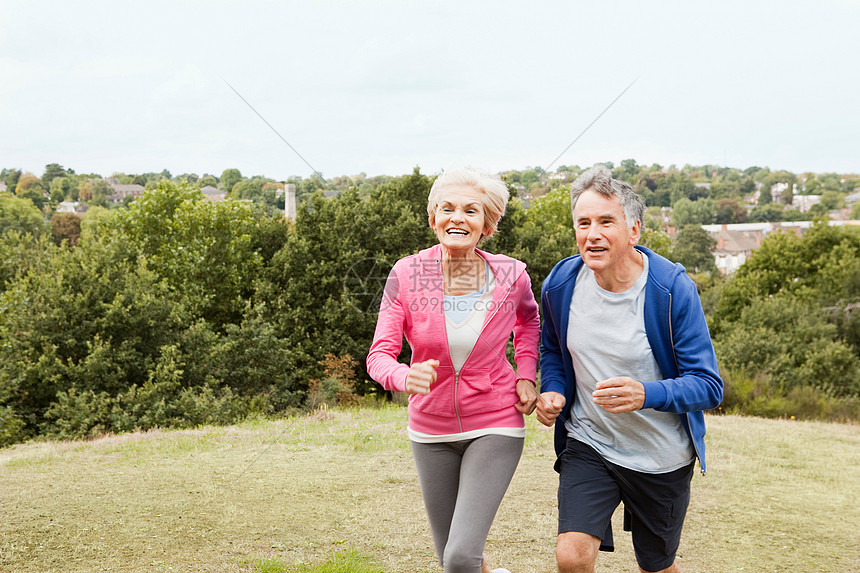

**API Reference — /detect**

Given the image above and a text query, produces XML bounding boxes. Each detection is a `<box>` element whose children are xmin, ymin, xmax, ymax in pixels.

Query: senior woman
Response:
<box><xmin>367</xmin><ymin>168</ymin><xmax>540</xmax><ymax>573</ymax></box>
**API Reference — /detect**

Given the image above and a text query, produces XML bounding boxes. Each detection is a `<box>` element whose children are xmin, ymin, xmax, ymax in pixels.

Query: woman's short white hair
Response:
<box><xmin>426</xmin><ymin>168</ymin><xmax>510</xmax><ymax>237</ymax></box>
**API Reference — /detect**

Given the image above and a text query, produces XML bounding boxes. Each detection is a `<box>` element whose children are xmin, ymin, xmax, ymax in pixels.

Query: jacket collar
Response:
<box><xmin>417</xmin><ymin>243</ymin><xmax>523</xmax><ymax>291</ymax></box>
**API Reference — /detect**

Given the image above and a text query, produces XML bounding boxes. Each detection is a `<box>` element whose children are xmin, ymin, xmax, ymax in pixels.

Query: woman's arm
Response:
<box><xmin>511</xmin><ymin>270</ymin><xmax>540</xmax><ymax>384</ymax></box>
<box><xmin>366</xmin><ymin>266</ymin><xmax>411</xmax><ymax>393</ymax></box>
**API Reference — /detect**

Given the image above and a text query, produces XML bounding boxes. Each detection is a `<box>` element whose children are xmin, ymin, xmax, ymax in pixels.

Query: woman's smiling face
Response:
<box><xmin>430</xmin><ymin>184</ymin><xmax>487</xmax><ymax>256</ymax></box>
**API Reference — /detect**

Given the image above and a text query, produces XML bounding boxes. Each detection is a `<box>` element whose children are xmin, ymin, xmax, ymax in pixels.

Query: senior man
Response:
<box><xmin>536</xmin><ymin>165</ymin><xmax>723</xmax><ymax>573</ymax></box>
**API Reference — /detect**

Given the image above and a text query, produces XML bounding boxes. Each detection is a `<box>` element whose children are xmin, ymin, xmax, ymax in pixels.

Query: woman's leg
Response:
<box><xmin>443</xmin><ymin>435</ymin><xmax>524</xmax><ymax>573</ymax></box>
<box><xmin>411</xmin><ymin>440</ymin><xmax>467</xmax><ymax>564</ymax></box>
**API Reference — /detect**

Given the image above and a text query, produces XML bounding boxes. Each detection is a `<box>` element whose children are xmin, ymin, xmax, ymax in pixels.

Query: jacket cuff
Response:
<box><xmin>539</xmin><ymin>379</ymin><xmax>567</xmax><ymax>396</ymax></box>
<box><xmin>516</xmin><ymin>359</ymin><xmax>538</xmax><ymax>384</ymax></box>
<box><xmin>391</xmin><ymin>363</ymin><xmax>411</xmax><ymax>393</ymax></box>
<box><xmin>641</xmin><ymin>380</ymin><xmax>668</xmax><ymax>410</ymax></box>
<box><xmin>516</xmin><ymin>377</ymin><xmax>537</xmax><ymax>388</ymax></box>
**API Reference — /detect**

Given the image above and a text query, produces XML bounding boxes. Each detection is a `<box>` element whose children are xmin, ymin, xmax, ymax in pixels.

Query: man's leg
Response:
<box><xmin>556</xmin><ymin>440</ymin><xmax>620</xmax><ymax>573</ymax></box>
<box><xmin>613</xmin><ymin>461</ymin><xmax>694</xmax><ymax>573</ymax></box>
<box><xmin>556</xmin><ymin>532</ymin><xmax>601</xmax><ymax>573</ymax></box>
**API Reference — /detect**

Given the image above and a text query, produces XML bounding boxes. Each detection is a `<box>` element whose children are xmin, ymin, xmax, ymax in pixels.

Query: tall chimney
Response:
<box><xmin>285</xmin><ymin>183</ymin><xmax>297</xmax><ymax>220</ymax></box>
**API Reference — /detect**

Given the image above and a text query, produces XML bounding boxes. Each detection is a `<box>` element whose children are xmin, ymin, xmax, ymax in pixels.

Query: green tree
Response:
<box><xmin>520</xmin><ymin>168</ymin><xmax>541</xmax><ymax>188</ymax></box>
<box><xmin>231</xmin><ymin>177</ymin><xmax>265</xmax><ymax>199</ymax></box>
<box><xmin>255</xmin><ymin>169</ymin><xmax>436</xmax><ymax>395</ymax></box>
<box><xmin>220</xmin><ymin>168</ymin><xmax>243</xmax><ymax>193</ymax></box>
<box><xmin>15</xmin><ymin>174</ymin><xmax>47</xmax><ymax>209</ymax></box>
<box><xmin>51</xmin><ymin>213</ymin><xmax>82</xmax><ymax>246</ymax></box>
<box><xmin>710</xmin><ymin>222</ymin><xmax>860</xmax><ymax>418</ymax></box>
<box><xmin>15</xmin><ymin>173</ymin><xmax>43</xmax><ymax>193</ymax></box>
<box><xmin>505</xmin><ymin>186</ymin><xmax>577</xmax><ymax>300</ymax></box>
<box><xmin>749</xmin><ymin>203</ymin><xmax>786</xmax><ymax>222</ymax></box>
<box><xmin>231</xmin><ymin>177</ymin><xmax>280</xmax><ymax>213</ymax></box>
<box><xmin>671</xmin><ymin>198</ymin><xmax>716</xmax><ymax>227</ymax></box>
<box><xmin>820</xmin><ymin>190</ymin><xmax>843</xmax><ymax>210</ymax></box>
<box><xmin>103</xmin><ymin>180</ymin><xmax>265</xmax><ymax>327</ymax></box>
<box><xmin>0</xmin><ymin>193</ymin><xmax>48</xmax><ymax>235</ymax></box>
<box><xmin>0</xmin><ymin>180</ymin><xmax>297</xmax><ymax>443</ymax></box>
<box><xmin>198</xmin><ymin>175</ymin><xmax>217</xmax><ymax>188</ymax></box>
<box><xmin>50</xmin><ymin>176</ymin><xmax>72</xmax><ymax>203</ymax></box>
<box><xmin>0</xmin><ymin>231</ymin><xmax>55</xmax><ymax>292</ymax></box>
<box><xmin>711</xmin><ymin>221</ymin><xmax>860</xmax><ymax>332</ymax></box>
<box><xmin>715</xmin><ymin>198</ymin><xmax>747</xmax><ymax>224</ymax></box>
<box><xmin>761</xmin><ymin>171</ymin><xmax>798</xmax><ymax>205</ymax></box>
<box><xmin>666</xmin><ymin>173</ymin><xmax>700</xmax><ymax>204</ymax></box>
<box><xmin>0</xmin><ymin>237</ymin><xmax>187</xmax><ymax>440</ymax></box>
<box><xmin>612</xmin><ymin>159</ymin><xmax>641</xmax><ymax>183</ymax></box>
<box><xmin>808</xmin><ymin>203</ymin><xmax>828</xmax><ymax>218</ymax></box>
<box><xmin>670</xmin><ymin>225</ymin><xmax>718</xmax><ymax>275</ymax></box>
<box><xmin>3</xmin><ymin>169</ymin><xmax>21</xmax><ymax>193</ymax></box>
<box><xmin>42</xmin><ymin>163</ymin><xmax>67</xmax><ymax>188</ymax></box>
<box><xmin>744</xmin><ymin>166</ymin><xmax>768</xmax><ymax>179</ymax></box>
<box><xmin>89</xmin><ymin>179</ymin><xmax>113</xmax><ymax>207</ymax></box>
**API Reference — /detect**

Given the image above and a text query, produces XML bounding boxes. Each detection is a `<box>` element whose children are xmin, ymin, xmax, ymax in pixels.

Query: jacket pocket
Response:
<box><xmin>457</xmin><ymin>369</ymin><xmax>518</xmax><ymax>417</ymax></box>
<box><xmin>410</xmin><ymin>366</ymin><xmax>455</xmax><ymax>416</ymax></box>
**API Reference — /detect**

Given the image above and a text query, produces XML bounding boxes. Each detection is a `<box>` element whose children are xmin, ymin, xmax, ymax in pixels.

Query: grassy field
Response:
<box><xmin>1</xmin><ymin>405</ymin><xmax>858</xmax><ymax>572</ymax></box>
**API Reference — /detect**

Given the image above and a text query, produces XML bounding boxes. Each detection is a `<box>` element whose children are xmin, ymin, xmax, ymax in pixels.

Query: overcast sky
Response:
<box><xmin>2</xmin><ymin>0</ymin><xmax>859</xmax><ymax>182</ymax></box>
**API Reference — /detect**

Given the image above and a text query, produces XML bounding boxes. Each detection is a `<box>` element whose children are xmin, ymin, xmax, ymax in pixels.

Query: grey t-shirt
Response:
<box><xmin>564</xmin><ymin>254</ymin><xmax>694</xmax><ymax>473</ymax></box>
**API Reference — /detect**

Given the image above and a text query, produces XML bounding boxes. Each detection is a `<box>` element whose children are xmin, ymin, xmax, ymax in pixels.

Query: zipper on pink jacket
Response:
<box><xmin>442</xmin><ymin>258</ymin><xmax>522</xmax><ymax>433</ymax></box>
<box><xmin>453</xmin><ymin>373</ymin><xmax>463</xmax><ymax>433</ymax></box>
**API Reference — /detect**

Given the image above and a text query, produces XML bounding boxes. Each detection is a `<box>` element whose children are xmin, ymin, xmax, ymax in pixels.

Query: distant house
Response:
<box><xmin>57</xmin><ymin>201</ymin><xmax>79</xmax><ymax>214</ymax></box>
<box><xmin>791</xmin><ymin>194</ymin><xmax>822</xmax><ymax>213</ymax></box>
<box><xmin>845</xmin><ymin>190</ymin><xmax>860</xmax><ymax>206</ymax></box>
<box><xmin>57</xmin><ymin>201</ymin><xmax>88</xmax><ymax>215</ymax></box>
<box><xmin>109</xmin><ymin>183</ymin><xmax>145</xmax><ymax>204</ymax></box>
<box><xmin>770</xmin><ymin>182</ymin><xmax>789</xmax><ymax>204</ymax></box>
<box><xmin>0</xmin><ymin>181</ymin><xmax>7</xmax><ymax>192</ymax></box>
<box><xmin>709</xmin><ymin>225</ymin><xmax>762</xmax><ymax>275</ymax></box>
<box><xmin>751</xmin><ymin>182</ymin><xmax>764</xmax><ymax>205</ymax></box>
<box><xmin>201</xmin><ymin>185</ymin><xmax>227</xmax><ymax>202</ymax></box>
<box><xmin>702</xmin><ymin>220</ymin><xmax>859</xmax><ymax>275</ymax></box>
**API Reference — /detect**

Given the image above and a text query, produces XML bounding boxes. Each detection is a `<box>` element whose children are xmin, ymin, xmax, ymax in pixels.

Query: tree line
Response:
<box><xmin>4</xmin><ymin>160</ymin><xmax>860</xmax><ymax>223</ymax></box>
<box><xmin>1</xmin><ymin>163</ymin><xmax>858</xmax><ymax>447</ymax></box>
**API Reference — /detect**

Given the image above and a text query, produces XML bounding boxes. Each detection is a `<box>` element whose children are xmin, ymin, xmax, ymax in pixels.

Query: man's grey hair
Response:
<box><xmin>570</xmin><ymin>165</ymin><xmax>645</xmax><ymax>230</ymax></box>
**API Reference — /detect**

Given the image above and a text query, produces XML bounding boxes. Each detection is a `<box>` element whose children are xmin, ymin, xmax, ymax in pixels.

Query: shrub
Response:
<box><xmin>308</xmin><ymin>354</ymin><xmax>360</xmax><ymax>409</ymax></box>
<box><xmin>718</xmin><ymin>368</ymin><xmax>860</xmax><ymax>421</ymax></box>
<box><xmin>0</xmin><ymin>406</ymin><xmax>27</xmax><ymax>448</ymax></box>
<box><xmin>43</xmin><ymin>388</ymin><xmax>114</xmax><ymax>440</ymax></box>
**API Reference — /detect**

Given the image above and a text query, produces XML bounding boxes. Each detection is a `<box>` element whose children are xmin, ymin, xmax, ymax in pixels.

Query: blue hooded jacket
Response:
<box><xmin>540</xmin><ymin>246</ymin><xmax>724</xmax><ymax>474</ymax></box>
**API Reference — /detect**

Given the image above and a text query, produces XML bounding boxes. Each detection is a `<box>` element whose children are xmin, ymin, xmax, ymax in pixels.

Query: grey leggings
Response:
<box><xmin>411</xmin><ymin>434</ymin><xmax>524</xmax><ymax>573</ymax></box>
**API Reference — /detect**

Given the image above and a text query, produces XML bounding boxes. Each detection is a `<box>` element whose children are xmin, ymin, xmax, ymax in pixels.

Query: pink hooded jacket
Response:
<box><xmin>367</xmin><ymin>244</ymin><xmax>540</xmax><ymax>435</ymax></box>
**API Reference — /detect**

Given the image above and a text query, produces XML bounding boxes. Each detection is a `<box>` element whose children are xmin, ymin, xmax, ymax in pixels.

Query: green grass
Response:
<box><xmin>254</xmin><ymin>548</ymin><xmax>387</xmax><ymax>572</ymax></box>
<box><xmin>1</xmin><ymin>404</ymin><xmax>858</xmax><ymax>572</ymax></box>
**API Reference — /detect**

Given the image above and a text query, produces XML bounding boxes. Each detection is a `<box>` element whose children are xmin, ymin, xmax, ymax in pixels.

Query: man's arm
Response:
<box><xmin>537</xmin><ymin>282</ymin><xmax>571</xmax><ymax>426</ymax></box>
<box><xmin>591</xmin><ymin>376</ymin><xmax>644</xmax><ymax>413</ymax></box>
<box><xmin>641</xmin><ymin>277</ymin><xmax>724</xmax><ymax>413</ymax></box>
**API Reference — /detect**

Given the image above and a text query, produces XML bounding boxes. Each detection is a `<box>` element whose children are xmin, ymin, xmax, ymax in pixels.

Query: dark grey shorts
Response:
<box><xmin>557</xmin><ymin>437</ymin><xmax>694</xmax><ymax>572</ymax></box>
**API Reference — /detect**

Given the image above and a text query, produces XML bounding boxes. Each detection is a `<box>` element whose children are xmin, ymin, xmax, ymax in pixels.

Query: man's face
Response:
<box><xmin>573</xmin><ymin>189</ymin><xmax>641</xmax><ymax>275</ymax></box>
